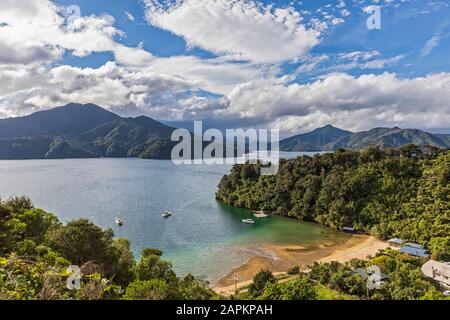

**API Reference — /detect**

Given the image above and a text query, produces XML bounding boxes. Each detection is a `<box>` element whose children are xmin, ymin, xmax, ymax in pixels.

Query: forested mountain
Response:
<box><xmin>280</xmin><ymin>125</ymin><xmax>450</xmax><ymax>151</ymax></box>
<box><xmin>279</xmin><ymin>125</ymin><xmax>352</xmax><ymax>151</ymax></box>
<box><xmin>0</xmin><ymin>103</ymin><xmax>120</xmax><ymax>138</ymax></box>
<box><xmin>0</xmin><ymin>103</ymin><xmax>178</xmax><ymax>159</ymax></box>
<box><xmin>216</xmin><ymin>145</ymin><xmax>450</xmax><ymax>260</ymax></box>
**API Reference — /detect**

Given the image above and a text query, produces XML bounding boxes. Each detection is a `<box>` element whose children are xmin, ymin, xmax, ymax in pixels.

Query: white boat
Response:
<box><xmin>115</xmin><ymin>217</ymin><xmax>123</xmax><ymax>226</ymax></box>
<box><xmin>161</xmin><ymin>211</ymin><xmax>172</xmax><ymax>218</ymax></box>
<box><xmin>253</xmin><ymin>211</ymin><xmax>269</xmax><ymax>218</ymax></box>
<box><xmin>242</xmin><ymin>219</ymin><xmax>255</xmax><ymax>224</ymax></box>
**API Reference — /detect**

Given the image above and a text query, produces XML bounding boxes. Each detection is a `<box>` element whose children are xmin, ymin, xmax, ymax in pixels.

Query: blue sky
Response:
<box><xmin>53</xmin><ymin>0</ymin><xmax>450</xmax><ymax>77</ymax></box>
<box><xmin>0</xmin><ymin>0</ymin><xmax>449</xmax><ymax>134</ymax></box>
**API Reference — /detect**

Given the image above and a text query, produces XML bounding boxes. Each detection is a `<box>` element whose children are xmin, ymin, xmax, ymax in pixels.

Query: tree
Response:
<box><xmin>16</xmin><ymin>208</ymin><xmax>59</xmax><ymax>243</ymax></box>
<box><xmin>45</xmin><ymin>219</ymin><xmax>118</xmax><ymax>277</ymax></box>
<box><xmin>280</xmin><ymin>277</ymin><xmax>317</xmax><ymax>300</ymax></box>
<box><xmin>111</xmin><ymin>238</ymin><xmax>135</xmax><ymax>287</ymax></box>
<box><xmin>135</xmin><ymin>248</ymin><xmax>177</xmax><ymax>285</ymax></box>
<box><xmin>177</xmin><ymin>273</ymin><xmax>215</xmax><ymax>300</ymax></box>
<box><xmin>287</xmin><ymin>265</ymin><xmax>300</xmax><ymax>275</ymax></box>
<box><xmin>123</xmin><ymin>279</ymin><xmax>170</xmax><ymax>300</ymax></box>
<box><xmin>0</xmin><ymin>203</ymin><xmax>24</xmax><ymax>255</ymax></box>
<box><xmin>248</xmin><ymin>269</ymin><xmax>277</xmax><ymax>298</ymax></box>
<box><xmin>429</xmin><ymin>237</ymin><xmax>450</xmax><ymax>261</ymax></box>
<box><xmin>3</xmin><ymin>196</ymin><xmax>34</xmax><ymax>212</ymax></box>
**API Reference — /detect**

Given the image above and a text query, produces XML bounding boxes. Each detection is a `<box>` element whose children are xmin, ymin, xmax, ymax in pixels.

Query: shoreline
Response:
<box><xmin>213</xmin><ymin>235</ymin><xmax>390</xmax><ymax>295</ymax></box>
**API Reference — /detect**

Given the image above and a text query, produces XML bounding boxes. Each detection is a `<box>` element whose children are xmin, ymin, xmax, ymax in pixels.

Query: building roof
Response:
<box><xmin>404</xmin><ymin>242</ymin><xmax>425</xmax><ymax>249</ymax></box>
<box><xmin>343</xmin><ymin>227</ymin><xmax>355</xmax><ymax>231</ymax></box>
<box><xmin>388</xmin><ymin>238</ymin><xmax>403</xmax><ymax>244</ymax></box>
<box><xmin>421</xmin><ymin>260</ymin><xmax>450</xmax><ymax>287</ymax></box>
<box><xmin>400</xmin><ymin>245</ymin><xmax>429</xmax><ymax>258</ymax></box>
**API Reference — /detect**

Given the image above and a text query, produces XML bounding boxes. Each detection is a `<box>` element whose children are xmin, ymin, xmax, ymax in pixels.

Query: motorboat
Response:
<box><xmin>115</xmin><ymin>217</ymin><xmax>123</xmax><ymax>226</ymax></box>
<box><xmin>242</xmin><ymin>219</ymin><xmax>255</xmax><ymax>224</ymax></box>
<box><xmin>161</xmin><ymin>211</ymin><xmax>172</xmax><ymax>218</ymax></box>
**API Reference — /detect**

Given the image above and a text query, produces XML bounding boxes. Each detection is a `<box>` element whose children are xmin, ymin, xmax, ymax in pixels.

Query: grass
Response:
<box><xmin>316</xmin><ymin>285</ymin><xmax>360</xmax><ymax>300</ymax></box>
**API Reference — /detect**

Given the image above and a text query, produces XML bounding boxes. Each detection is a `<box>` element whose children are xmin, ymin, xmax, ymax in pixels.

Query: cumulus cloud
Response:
<box><xmin>143</xmin><ymin>55</ymin><xmax>270</xmax><ymax>95</ymax></box>
<box><xmin>0</xmin><ymin>0</ymin><xmax>152</xmax><ymax>66</ymax></box>
<box><xmin>0</xmin><ymin>0</ymin><xmax>448</xmax><ymax>136</ymax></box>
<box><xmin>143</xmin><ymin>0</ymin><xmax>320</xmax><ymax>63</ymax></box>
<box><xmin>0</xmin><ymin>61</ymin><xmax>229</xmax><ymax>120</ymax></box>
<box><xmin>222</xmin><ymin>72</ymin><xmax>450</xmax><ymax>133</ymax></box>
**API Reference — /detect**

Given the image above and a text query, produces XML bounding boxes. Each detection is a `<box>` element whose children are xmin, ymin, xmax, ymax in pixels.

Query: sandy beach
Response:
<box><xmin>214</xmin><ymin>235</ymin><xmax>390</xmax><ymax>295</ymax></box>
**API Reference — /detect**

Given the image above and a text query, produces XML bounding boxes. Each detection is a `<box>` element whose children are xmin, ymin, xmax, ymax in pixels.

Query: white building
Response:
<box><xmin>421</xmin><ymin>260</ymin><xmax>450</xmax><ymax>289</ymax></box>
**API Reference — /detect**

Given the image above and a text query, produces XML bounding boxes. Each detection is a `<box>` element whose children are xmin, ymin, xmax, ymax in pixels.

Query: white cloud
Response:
<box><xmin>0</xmin><ymin>61</ymin><xmax>229</xmax><ymax>120</ymax></box>
<box><xmin>420</xmin><ymin>33</ymin><xmax>442</xmax><ymax>58</ymax></box>
<box><xmin>125</xmin><ymin>11</ymin><xmax>136</xmax><ymax>21</ymax></box>
<box><xmin>331</xmin><ymin>17</ymin><xmax>345</xmax><ymax>25</ymax></box>
<box><xmin>360</xmin><ymin>55</ymin><xmax>404</xmax><ymax>69</ymax></box>
<box><xmin>334</xmin><ymin>51</ymin><xmax>403</xmax><ymax>71</ymax></box>
<box><xmin>143</xmin><ymin>55</ymin><xmax>270</xmax><ymax>95</ymax></box>
<box><xmin>143</xmin><ymin>0</ymin><xmax>320</xmax><ymax>63</ymax></box>
<box><xmin>0</xmin><ymin>0</ymin><xmax>151</xmax><ymax>67</ymax></box>
<box><xmin>222</xmin><ymin>72</ymin><xmax>450</xmax><ymax>133</ymax></box>
<box><xmin>0</xmin><ymin>0</ymin><xmax>448</xmax><ymax>136</ymax></box>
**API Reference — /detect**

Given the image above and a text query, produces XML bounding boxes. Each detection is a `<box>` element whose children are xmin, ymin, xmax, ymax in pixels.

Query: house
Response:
<box><xmin>404</xmin><ymin>242</ymin><xmax>425</xmax><ymax>249</ymax></box>
<box><xmin>400</xmin><ymin>243</ymin><xmax>429</xmax><ymax>258</ymax></box>
<box><xmin>387</xmin><ymin>238</ymin><xmax>403</xmax><ymax>247</ymax></box>
<box><xmin>421</xmin><ymin>260</ymin><xmax>450</xmax><ymax>289</ymax></box>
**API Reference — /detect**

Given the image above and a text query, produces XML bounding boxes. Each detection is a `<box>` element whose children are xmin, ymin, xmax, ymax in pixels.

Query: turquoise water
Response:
<box><xmin>0</xmin><ymin>157</ymin><xmax>345</xmax><ymax>283</ymax></box>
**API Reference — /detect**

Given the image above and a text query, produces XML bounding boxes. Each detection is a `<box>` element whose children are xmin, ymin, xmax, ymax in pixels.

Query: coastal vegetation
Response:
<box><xmin>216</xmin><ymin>145</ymin><xmax>450</xmax><ymax>260</ymax></box>
<box><xmin>243</xmin><ymin>249</ymin><xmax>449</xmax><ymax>300</ymax></box>
<box><xmin>1</xmin><ymin>193</ymin><xmax>448</xmax><ymax>300</ymax></box>
<box><xmin>0</xmin><ymin>196</ymin><xmax>215</xmax><ymax>300</ymax></box>
<box><xmin>1</xmin><ymin>145</ymin><xmax>449</xmax><ymax>300</ymax></box>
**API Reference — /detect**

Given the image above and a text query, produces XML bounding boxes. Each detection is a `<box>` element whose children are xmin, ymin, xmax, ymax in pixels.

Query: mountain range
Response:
<box><xmin>280</xmin><ymin>124</ymin><xmax>450</xmax><ymax>151</ymax></box>
<box><xmin>0</xmin><ymin>103</ymin><xmax>177</xmax><ymax>159</ymax></box>
<box><xmin>0</xmin><ymin>103</ymin><xmax>448</xmax><ymax>159</ymax></box>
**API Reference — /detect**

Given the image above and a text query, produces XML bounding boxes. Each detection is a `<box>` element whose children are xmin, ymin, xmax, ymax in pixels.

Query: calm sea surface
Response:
<box><xmin>0</xmin><ymin>155</ymin><xmax>346</xmax><ymax>283</ymax></box>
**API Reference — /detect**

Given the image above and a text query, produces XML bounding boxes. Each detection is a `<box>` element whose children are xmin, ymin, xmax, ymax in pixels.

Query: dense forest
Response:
<box><xmin>0</xmin><ymin>197</ymin><xmax>215</xmax><ymax>300</ymax></box>
<box><xmin>216</xmin><ymin>145</ymin><xmax>450</xmax><ymax>260</ymax></box>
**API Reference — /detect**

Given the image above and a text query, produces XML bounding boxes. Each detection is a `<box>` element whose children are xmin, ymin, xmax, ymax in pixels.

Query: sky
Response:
<box><xmin>0</xmin><ymin>0</ymin><xmax>449</xmax><ymax>135</ymax></box>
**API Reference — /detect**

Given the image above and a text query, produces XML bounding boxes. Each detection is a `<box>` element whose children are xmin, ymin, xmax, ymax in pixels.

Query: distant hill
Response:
<box><xmin>0</xmin><ymin>103</ymin><xmax>178</xmax><ymax>159</ymax></box>
<box><xmin>0</xmin><ymin>103</ymin><xmax>120</xmax><ymax>138</ymax></box>
<box><xmin>436</xmin><ymin>133</ymin><xmax>450</xmax><ymax>146</ymax></box>
<box><xmin>279</xmin><ymin>124</ymin><xmax>352</xmax><ymax>151</ymax></box>
<box><xmin>280</xmin><ymin>125</ymin><xmax>450</xmax><ymax>151</ymax></box>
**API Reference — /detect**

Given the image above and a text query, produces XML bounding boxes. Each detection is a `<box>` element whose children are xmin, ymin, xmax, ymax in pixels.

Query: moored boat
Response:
<box><xmin>161</xmin><ymin>211</ymin><xmax>172</xmax><ymax>218</ymax></box>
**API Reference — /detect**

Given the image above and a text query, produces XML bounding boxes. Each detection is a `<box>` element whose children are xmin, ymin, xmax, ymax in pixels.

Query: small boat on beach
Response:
<box><xmin>242</xmin><ymin>218</ymin><xmax>255</xmax><ymax>224</ymax></box>
<box><xmin>253</xmin><ymin>211</ymin><xmax>269</xmax><ymax>218</ymax></box>
<box><xmin>161</xmin><ymin>211</ymin><xmax>172</xmax><ymax>218</ymax></box>
<box><xmin>115</xmin><ymin>217</ymin><xmax>123</xmax><ymax>226</ymax></box>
